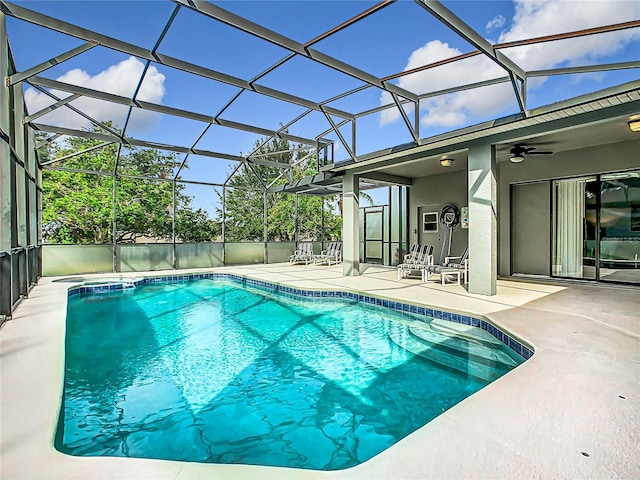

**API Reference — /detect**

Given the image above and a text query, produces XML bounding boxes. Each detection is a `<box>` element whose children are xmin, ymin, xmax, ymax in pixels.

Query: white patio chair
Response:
<box><xmin>289</xmin><ymin>242</ymin><xmax>314</xmax><ymax>265</ymax></box>
<box><xmin>313</xmin><ymin>242</ymin><xmax>342</xmax><ymax>265</ymax></box>
<box><xmin>423</xmin><ymin>246</ymin><xmax>469</xmax><ymax>285</ymax></box>
<box><xmin>398</xmin><ymin>244</ymin><xmax>434</xmax><ymax>279</ymax></box>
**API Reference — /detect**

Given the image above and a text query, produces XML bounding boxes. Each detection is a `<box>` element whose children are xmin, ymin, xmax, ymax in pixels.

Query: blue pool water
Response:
<box><xmin>57</xmin><ymin>279</ymin><xmax>524</xmax><ymax>470</ymax></box>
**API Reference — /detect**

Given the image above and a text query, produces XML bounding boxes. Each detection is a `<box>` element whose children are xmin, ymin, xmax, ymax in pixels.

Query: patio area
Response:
<box><xmin>1</xmin><ymin>264</ymin><xmax>638</xmax><ymax>479</ymax></box>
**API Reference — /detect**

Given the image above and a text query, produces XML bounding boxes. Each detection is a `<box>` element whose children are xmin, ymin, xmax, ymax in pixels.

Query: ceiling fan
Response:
<box><xmin>509</xmin><ymin>144</ymin><xmax>554</xmax><ymax>163</ymax></box>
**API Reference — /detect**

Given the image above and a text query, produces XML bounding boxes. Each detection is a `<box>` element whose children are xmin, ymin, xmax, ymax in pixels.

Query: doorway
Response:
<box><xmin>551</xmin><ymin>170</ymin><xmax>639</xmax><ymax>284</ymax></box>
<box><xmin>363</xmin><ymin>207</ymin><xmax>384</xmax><ymax>264</ymax></box>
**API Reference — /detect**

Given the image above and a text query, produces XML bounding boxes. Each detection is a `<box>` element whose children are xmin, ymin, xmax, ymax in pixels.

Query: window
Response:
<box><xmin>423</xmin><ymin>212</ymin><xmax>438</xmax><ymax>233</ymax></box>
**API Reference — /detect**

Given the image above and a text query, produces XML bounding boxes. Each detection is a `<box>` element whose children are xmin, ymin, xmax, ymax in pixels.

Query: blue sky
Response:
<box><xmin>7</xmin><ymin>0</ymin><xmax>640</xmax><ymax>210</ymax></box>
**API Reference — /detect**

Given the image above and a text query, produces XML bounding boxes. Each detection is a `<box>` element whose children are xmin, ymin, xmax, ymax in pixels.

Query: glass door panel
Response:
<box><xmin>583</xmin><ymin>179</ymin><xmax>598</xmax><ymax>280</ymax></box>
<box><xmin>599</xmin><ymin>171</ymin><xmax>640</xmax><ymax>284</ymax></box>
<box><xmin>364</xmin><ymin>209</ymin><xmax>383</xmax><ymax>264</ymax></box>
<box><xmin>552</xmin><ymin>177</ymin><xmax>596</xmax><ymax>279</ymax></box>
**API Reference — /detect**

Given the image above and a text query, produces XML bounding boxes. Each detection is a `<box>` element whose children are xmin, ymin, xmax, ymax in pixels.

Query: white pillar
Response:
<box><xmin>342</xmin><ymin>172</ymin><xmax>360</xmax><ymax>276</ymax></box>
<box><xmin>468</xmin><ymin>143</ymin><xmax>497</xmax><ymax>295</ymax></box>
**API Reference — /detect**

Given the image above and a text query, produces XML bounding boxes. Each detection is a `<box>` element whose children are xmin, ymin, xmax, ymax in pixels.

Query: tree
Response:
<box><xmin>219</xmin><ymin>135</ymin><xmax>343</xmax><ymax>242</ymax></box>
<box><xmin>176</xmin><ymin>208</ymin><xmax>221</xmax><ymax>243</ymax></box>
<box><xmin>39</xmin><ymin>127</ymin><xmax>220</xmax><ymax>244</ymax></box>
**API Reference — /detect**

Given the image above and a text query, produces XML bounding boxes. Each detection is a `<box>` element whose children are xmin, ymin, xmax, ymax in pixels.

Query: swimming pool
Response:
<box><xmin>57</xmin><ymin>275</ymin><xmax>529</xmax><ymax>470</ymax></box>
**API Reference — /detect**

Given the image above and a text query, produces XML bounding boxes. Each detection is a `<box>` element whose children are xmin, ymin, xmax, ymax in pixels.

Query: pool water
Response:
<box><xmin>57</xmin><ymin>279</ymin><xmax>523</xmax><ymax>470</ymax></box>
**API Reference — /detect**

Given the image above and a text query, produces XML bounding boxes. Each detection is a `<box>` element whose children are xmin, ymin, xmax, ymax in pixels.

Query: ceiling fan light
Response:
<box><xmin>440</xmin><ymin>157</ymin><xmax>454</xmax><ymax>167</ymax></box>
<box><xmin>510</xmin><ymin>154</ymin><xmax>525</xmax><ymax>163</ymax></box>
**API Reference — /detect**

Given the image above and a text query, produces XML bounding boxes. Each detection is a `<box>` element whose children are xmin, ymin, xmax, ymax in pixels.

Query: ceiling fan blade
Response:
<box><xmin>510</xmin><ymin>145</ymin><xmax>554</xmax><ymax>156</ymax></box>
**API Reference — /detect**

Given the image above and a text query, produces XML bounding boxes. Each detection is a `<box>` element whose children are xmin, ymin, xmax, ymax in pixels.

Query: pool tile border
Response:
<box><xmin>67</xmin><ymin>273</ymin><xmax>534</xmax><ymax>360</ymax></box>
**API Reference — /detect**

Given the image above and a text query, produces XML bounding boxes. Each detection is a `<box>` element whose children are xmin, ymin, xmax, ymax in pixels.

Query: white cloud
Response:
<box><xmin>379</xmin><ymin>40</ymin><xmax>507</xmax><ymax>127</ymax></box>
<box><xmin>486</xmin><ymin>14</ymin><xmax>506</xmax><ymax>31</ymax></box>
<box><xmin>24</xmin><ymin>56</ymin><xmax>166</xmax><ymax>132</ymax></box>
<box><xmin>498</xmin><ymin>0</ymin><xmax>640</xmax><ymax>70</ymax></box>
<box><xmin>379</xmin><ymin>0</ymin><xmax>640</xmax><ymax>129</ymax></box>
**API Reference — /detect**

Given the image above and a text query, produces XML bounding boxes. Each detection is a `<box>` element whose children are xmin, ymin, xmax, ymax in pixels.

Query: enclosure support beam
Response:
<box><xmin>414</xmin><ymin>0</ymin><xmax>527</xmax><ymax>114</ymax></box>
<box><xmin>263</xmin><ymin>191</ymin><xmax>268</xmax><ymax>264</ymax></box>
<box><xmin>342</xmin><ymin>172</ymin><xmax>360</xmax><ymax>276</ymax></box>
<box><xmin>22</xmin><ymin>93</ymin><xmax>81</xmax><ymax>124</ymax></box>
<box><xmin>112</xmin><ymin>174</ymin><xmax>118</xmax><ymax>273</ymax></box>
<box><xmin>321</xmin><ymin>197</ymin><xmax>325</xmax><ymax>250</ymax></box>
<box><xmin>27</xmin><ymin>76</ymin><xmax>320</xmax><ymax>150</ymax></box>
<box><xmin>6</xmin><ymin>41</ymin><xmax>96</xmax><ymax>86</ymax></box>
<box><xmin>356</xmin><ymin>76</ymin><xmax>509</xmax><ymax>119</ymax></box>
<box><xmin>294</xmin><ymin>194</ymin><xmax>298</xmax><ymax>245</ymax></box>
<box><xmin>0</xmin><ymin>12</ymin><xmax>11</xmax><ymax>257</ymax></box>
<box><xmin>467</xmin><ymin>143</ymin><xmax>497</xmax><ymax>296</ymax></box>
<box><xmin>528</xmin><ymin>60</ymin><xmax>640</xmax><ymax>77</ymax></box>
<box><xmin>172</xmin><ymin>180</ymin><xmax>177</xmax><ymax>269</ymax></box>
<box><xmin>391</xmin><ymin>92</ymin><xmax>419</xmax><ymax>144</ymax></box>
<box><xmin>321</xmin><ymin>107</ymin><xmax>356</xmax><ymax>162</ymax></box>
<box><xmin>0</xmin><ymin>1</ymin><xmax>354</xmax><ymax>120</ymax></box>
<box><xmin>175</xmin><ymin>0</ymin><xmax>418</xmax><ymax>102</ymax></box>
<box><xmin>40</xmin><ymin>141</ymin><xmax>112</xmax><ymax>167</ymax></box>
<box><xmin>222</xmin><ymin>187</ymin><xmax>226</xmax><ymax>263</ymax></box>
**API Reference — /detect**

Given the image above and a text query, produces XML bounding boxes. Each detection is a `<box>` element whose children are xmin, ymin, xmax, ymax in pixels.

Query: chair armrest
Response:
<box><xmin>445</xmin><ymin>255</ymin><xmax>461</xmax><ymax>264</ymax></box>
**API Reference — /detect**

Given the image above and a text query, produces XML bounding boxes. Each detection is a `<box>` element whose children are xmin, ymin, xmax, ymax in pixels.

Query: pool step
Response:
<box><xmin>388</xmin><ymin>325</ymin><xmax>514</xmax><ymax>383</ymax></box>
<box><xmin>429</xmin><ymin>319</ymin><xmax>502</xmax><ymax>346</ymax></box>
<box><xmin>408</xmin><ymin>324</ymin><xmax>519</xmax><ymax>369</ymax></box>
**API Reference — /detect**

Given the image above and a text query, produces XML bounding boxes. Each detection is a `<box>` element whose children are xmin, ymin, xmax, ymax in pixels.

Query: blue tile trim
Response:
<box><xmin>67</xmin><ymin>272</ymin><xmax>534</xmax><ymax>360</ymax></box>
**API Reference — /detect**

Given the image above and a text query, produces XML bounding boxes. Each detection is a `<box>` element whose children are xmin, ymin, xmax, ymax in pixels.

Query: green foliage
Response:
<box><xmin>39</xmin><ymin>128</ymin><xmax>220</xmax><ymax>244</ymax></box>
<box><xmin>221</xmin><ymin>136</ymin><xmax>342</xmax><ymax>242</ymax></box>
<box><xmin>42</xmin><ymin>169</ymin><xmax>114</xmax><ymax>244</ymax></box>
<box><xmin>40</xmin><ymin>127</ymin><xmax>342</xmax><ymax>245</ymax></box>
<box><xmin>176</xmin><ymin>208</ymin><xmax>221</xmax><ymax>243</ymax></box>
<box><xmin>41</xmin><ymin>136</ymin><xmax>119</xmax><ymax>243</ymax></box>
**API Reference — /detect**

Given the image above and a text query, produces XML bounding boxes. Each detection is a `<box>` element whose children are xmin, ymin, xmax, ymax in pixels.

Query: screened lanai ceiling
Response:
<box><xmin>4</xmin><ymin>0</ymin><xmax>640</xmax><ymax>190</ymax></box>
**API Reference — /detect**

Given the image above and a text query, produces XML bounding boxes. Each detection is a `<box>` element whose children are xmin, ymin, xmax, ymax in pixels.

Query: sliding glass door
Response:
<box><xmin>599</xmin><ymin>172</ymin><xmax>640</xmax><ymax>283</ymax></box>
<box><xmin>552</xmin><ymin>170</ymin><xmax>639</xmax><ymax>284</ymax></box>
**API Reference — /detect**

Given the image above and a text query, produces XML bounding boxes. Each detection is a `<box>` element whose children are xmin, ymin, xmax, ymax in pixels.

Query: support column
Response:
<box><xmin>1</xmin><ymin>13</ymin><xmax>14</xmax><ymax>317</ymax></box>
<box><xmin>467</xmin><ymin>143</ymin><xmax>497</xmax><ymax>295</ymax></box>
<box><xmin>1</xmin><ymin>12</ymin><xmax>12</xmax><ymax>255</ymax></box>
<box><xmin>342</xmin><ymin>172</ymin><xmax>360</xmax><ymax>276</ymax></box>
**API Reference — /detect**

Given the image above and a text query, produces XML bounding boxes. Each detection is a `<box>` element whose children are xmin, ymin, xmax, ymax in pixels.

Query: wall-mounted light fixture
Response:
<box><xmin>440</xmin><ymin>157</ymin><xmax>454</xmax><ymax>167</ymax></box>
<box><xmin>629</xmin><ymin>120</ymin><xmax>640</xmax><ymax>132</ymax></box>
<box><xmin>510</xmin><ymin>154</ymin><xmax>525</xmax><ymax>163</ymax></box>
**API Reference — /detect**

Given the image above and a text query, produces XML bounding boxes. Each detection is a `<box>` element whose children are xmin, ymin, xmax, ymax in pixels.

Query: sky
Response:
<box><xmin>6</xmin><ymin>0</ymin><xmax>640</xmax><ymax>210</ymax></box>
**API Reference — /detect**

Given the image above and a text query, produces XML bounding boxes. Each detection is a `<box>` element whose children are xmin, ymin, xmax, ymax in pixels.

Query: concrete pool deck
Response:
<box><xmin>1</xmin><ymin>263</ymin><xmax>638</xmax><ymax>479</ymax></box>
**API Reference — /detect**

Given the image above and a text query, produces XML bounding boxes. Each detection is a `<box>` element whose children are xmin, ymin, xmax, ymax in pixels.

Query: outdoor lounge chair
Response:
<box><xmin>397</xmin><ymin>244</ymin><xmax>423</xmax><ymax>279</ymax></box>
<box><xmin>397</xmin><ymin>244</ymin><xmax>434</xmax><ymax>279</ymax></box>
<box><xmin>313</xmin><ymin>241</ymin><xmax>342</xmax><ymax>266</ymax></box>
<box><xmin>401</xmin><ymin>244</ymin><xmax>421</xmax><ymax>265</ymax></box>
<box><xmin>423</xmin><ymin>246</ymin><xmax>469</xmax><ymax>285</ymax></box>
<box><xmin>289</xmin><ymin>242</ymin><xmax>314</xmax><ymax>265</ymax></box>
